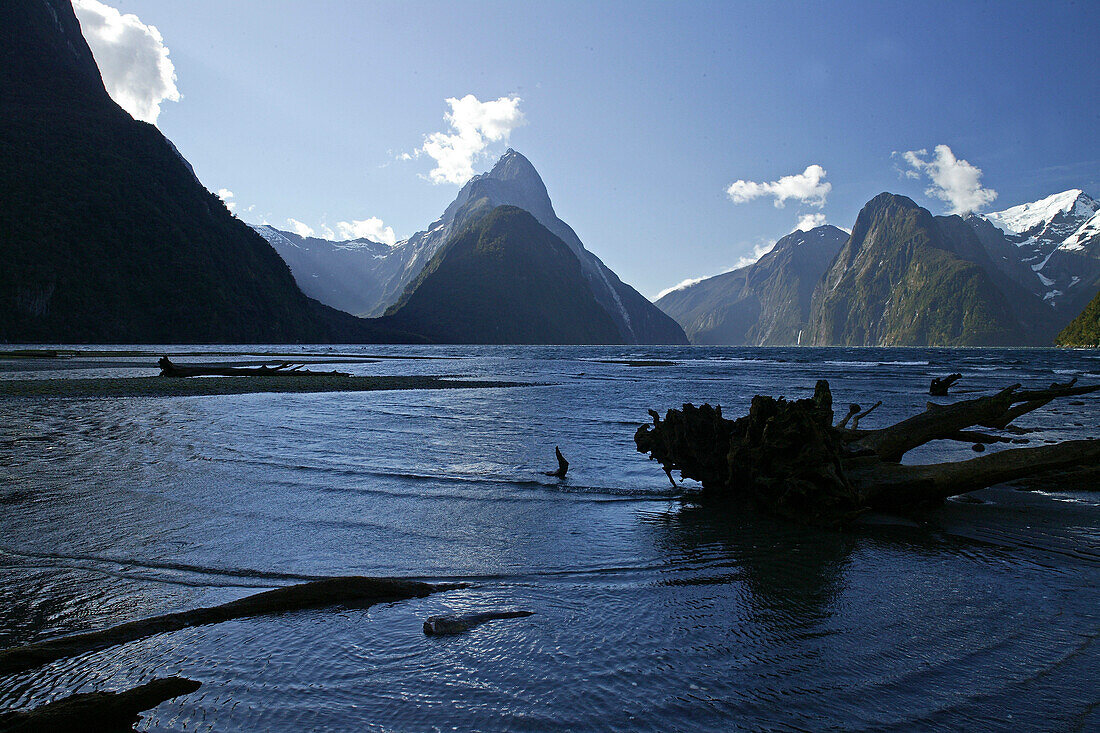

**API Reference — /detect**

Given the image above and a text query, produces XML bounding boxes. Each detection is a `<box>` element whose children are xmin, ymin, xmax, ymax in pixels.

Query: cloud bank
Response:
<box><xmin>727</xmin><ymin>165</ymin><xmax>831</xmax><ymax>208</ymax></box>
<box><xmin>418</xmin><ymin>95</ymin><xmax>525</xmax><ymax>185</ymax></box>
<box><xmin>335</xmin><ymin>217</ymin><xmax>397</xmax><ymax>245</ymax></box>
<box><xmin>656</xmin><ymin>238</ymin><xmax>779</xmax><ymax>300</ymax></box>
<box><xmin>217</xmin><ymin>189</ymin><xmax>236</xmax><ymax>212</ymax></box>
<box><xmin>286</xmin><ymin>218</ymin><xmax>315</xmax><ymax>238</ymax></box>
<box><xmin>896</xmin><ymin>144</ymin><xmax>997</xmax><ymax>214</ymax></box>
<box><xmin>73</xmin><ymin>0</ymin><xmax>180</xmax><ymax>124</ymax></box>
<box><xmin>793</xmin><ymin>213</ymin><xmax>826</xmax><ymax>232</ymax></box>
<box><xmin>283</xmin><ymin>216</ymin><xmax>398</xmax><ymax>245</ymax></box>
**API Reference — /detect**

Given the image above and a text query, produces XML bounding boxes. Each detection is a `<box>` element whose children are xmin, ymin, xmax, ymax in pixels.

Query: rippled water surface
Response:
<box><xmin>1</xmin><ymin>346</ymin><xmax>1098</xmax><ymax>731</ymax></box>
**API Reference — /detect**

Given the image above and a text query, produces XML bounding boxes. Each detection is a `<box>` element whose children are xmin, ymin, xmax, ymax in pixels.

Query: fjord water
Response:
<box><xmin>1</xmin><ymin>346</ymin><xmax>1097</xmax><ymax>731</ymax></box>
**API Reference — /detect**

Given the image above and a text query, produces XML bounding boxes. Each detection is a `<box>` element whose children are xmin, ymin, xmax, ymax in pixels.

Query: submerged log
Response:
<box><xmin>158</xmin><ymin>356</ymin><xmax>350</xmax><ymax>378</ymax></box>
<box><xmin>0</xmin><ymin>677</ymin><xmax>200</xmax><ymax>733</ymax></box>
<box><xmin>544</xmin><ymin>446</ymin><xmax>569</xmax><ymax>478</ymax></box>
<box><xmin>0</xmin><ymin>576</ymin><xmax>461</xmax><ymax>677</ymax></box>
<box><xmin>929</xmin><ymin>373</ymin><xmax>962</xmax><ymax>396</ymax></box>
<box><xmin>635</xmin><ymin>379</ymin><xmax>1099</xmax><ymax>525</ymax></box>
<box><xmin>423</xmin><ymin>610</ymin><xmax>534</xmax><ymax>635</ymax></box>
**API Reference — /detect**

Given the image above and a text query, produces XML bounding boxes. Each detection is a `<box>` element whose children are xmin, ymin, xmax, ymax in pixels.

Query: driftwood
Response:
<box><xmin>929</xmin><ymin>373</ymin><xmax>963</xmax><ymax>396</ymax></box>
<box><xmin>544</xmin><ymin>447</ymin><xmax>569</xmax><ymax>478</ymax></box>
<box><xmin>158</xmin><ymin>356</ymin><xmax>349</xmax><ymax>378</ymax></box>
<box><xmin>0</xmin><ymin>576</ymin><xmax>460</xmax><ymax>677</ymax></box>
<box><xmin>635</xmin><ymin>379</ymin><xmax>1100</xmax><ymax>525</ymax></box>
<box><xmin>0</xmin><ymin>677</ymin><xmax>200</xmax><ymax>733</ymax></box>
<box><xmin>423</xmin><ymin>610</ymin><xmax>534</xmax><ymax>635</ymax></box>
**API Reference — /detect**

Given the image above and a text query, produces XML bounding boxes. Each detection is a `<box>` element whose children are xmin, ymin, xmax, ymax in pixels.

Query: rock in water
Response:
<box><xmin>423</xmin><ymin>610</ymin><xmax>534</xmax><ymax>636</ymax></box>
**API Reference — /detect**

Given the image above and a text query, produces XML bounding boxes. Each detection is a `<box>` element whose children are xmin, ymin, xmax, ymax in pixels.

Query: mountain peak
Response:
<box><xmin>485</xmin><ymin>149</ymin><xmax>544</xmax><ymax>185</ymax></box>
<box><xmin>984</xmin><ymin>189</ymin><xmax>1098</xmax><ymax>236</ymax></box>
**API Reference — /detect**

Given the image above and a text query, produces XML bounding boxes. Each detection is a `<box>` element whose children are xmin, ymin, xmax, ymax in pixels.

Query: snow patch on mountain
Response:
<box><xmin>984</xmin><ymin>189</ymin><xmax>1098</xmax><ymax>237</ymax></box>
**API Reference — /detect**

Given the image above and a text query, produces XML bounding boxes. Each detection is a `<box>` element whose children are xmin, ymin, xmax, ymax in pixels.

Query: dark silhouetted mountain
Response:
<box><xmin>260</xmin><ymin>150</ymin><xmax>687</xmax><ymax>344</ymax></box>
<box><xmin>655</xmin><ymin>226</ymin><xmax>847</xmax><ymax>345</ymax></box>
<box><xmin>806</xmin><ymin>193</ymin><xmax>1043</xmax><ymax>346</ymax></box>
<box><xmin>381</xmin><ymin>206</ymin><xmax>623</xmax><ymax>344</ymax></box>
<box><xmin>0</xmin><ymin>0</ymin><xmax>413</xmax><ymax>343</ymax></box>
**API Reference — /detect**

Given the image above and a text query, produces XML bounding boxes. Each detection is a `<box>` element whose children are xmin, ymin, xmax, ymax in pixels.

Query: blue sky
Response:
<box><xmin>77</xmin><ymin>0</ymin><xmax>1099</xmax><ymax>299</ymax></box>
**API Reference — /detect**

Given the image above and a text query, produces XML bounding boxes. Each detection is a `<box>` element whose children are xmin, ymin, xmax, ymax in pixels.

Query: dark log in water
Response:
<box><xmin>423</xmin><ymin>610</ymin><xmax>534</xmax><ymax>635</ymax></box>
<box><xmin>544</xmin><ymin>447</ymin><xmax>569</xmax><ymax>478</ymax></box>
<box><xmin>635</xmin><ymin>379</ymin><xmax>1100</xmax><ymax>525</ymax></box>
<box><xmin>0</xmin><ymin>577</ymin><xmax>459</xmax><ymax>677</ymax></box>
<box><xmin>158</xmin><ymin>356</ymin><xmax>350</xmax><ymax>377</ymax></box>
<box><xmin>0</xmin><ymin>677</ymin><xmax>200</xmax><ymax>733</ymax></box>
<box><xmin>929</xmin><ymin>373</ymin><xmax>962</xmax><ymax>396</ymax></box>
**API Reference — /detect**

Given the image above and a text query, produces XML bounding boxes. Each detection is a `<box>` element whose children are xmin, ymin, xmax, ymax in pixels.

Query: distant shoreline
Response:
<box><xmin>0</xmin><ymin>375</ymin><xmax>525</xmax><ymax>399</ymax></box>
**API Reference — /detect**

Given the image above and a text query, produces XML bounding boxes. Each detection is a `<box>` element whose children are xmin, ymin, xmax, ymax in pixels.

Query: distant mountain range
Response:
<box><xmin>657</xmin><ymin>190</ymin><xmax>1100</xmax><ymax>347</ymax></box>
<box><xmin>258</xmin><ymin>150</ymin><xmax>686</xmax><ymax>344</ymax></box>
<box><xmin>2</xmin><ymin>1</ymin><xmax>683</xmax><ymax>345</ymax></box>
<box><xmin>656</xmin><ymin>226</ymin><xmax>847</xmax><ymax>345</ymax></box>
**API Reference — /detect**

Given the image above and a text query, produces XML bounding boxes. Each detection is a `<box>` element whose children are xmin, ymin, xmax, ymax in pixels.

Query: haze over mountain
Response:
<box><xmin>0</xmin><ymin>0</ymin><xmax>410</xmax><ymax>344</ymax></box>
<box><xmin>259</xmin><ymin>150</ymin><xmax>687</xmax><ymax>344</ymax></box>
<box><xmin>656</xmin><ymin>226</ymin><xmax>847</xmax><ymax>345</ymax></box>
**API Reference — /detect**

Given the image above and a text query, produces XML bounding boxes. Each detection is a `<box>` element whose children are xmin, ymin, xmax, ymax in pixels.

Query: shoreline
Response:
<box><xmin>0</xmin><ymin>375</ymin><xmax>525</xmax><ymax>399</ymax></box>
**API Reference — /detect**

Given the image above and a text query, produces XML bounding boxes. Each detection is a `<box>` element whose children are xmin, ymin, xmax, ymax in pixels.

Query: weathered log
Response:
<box><xmin>157</xmin><ymin>356</ymin><xmax>350</xmax><ymax>378</ymax></box>
<box><xmin>635</xmin><ymin>379</ymin><xmax>1099</xmax><ymax>524</ymax></box>
<box><xmin>929</xmin><ymin>373</ymin><xmax>962</xmax><ymax>396</ymax></box>
<box><xmin>544</xmin><ymin>447</ymin><xmax>569</xmax><ymax>478</ymax></box>
<box><xmin>423</xmin><ymin>610</ymin><xmax>534</xmax><ymax>635</ymax></box>
<box><xmin>0</xmin><ymin>677</ymin><xmax>200</xmax><ymax>733</ymax></box>
<box><xmin>0</xmin><ymin>576</ymin><xmax>460</xmax><ymax>677</ymax></box>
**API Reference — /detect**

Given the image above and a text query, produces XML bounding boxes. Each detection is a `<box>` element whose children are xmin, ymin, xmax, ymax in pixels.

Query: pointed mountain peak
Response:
<box><xmin>485</xmin><ymin>149</ymin><xmax>545</xmax><ymax>186</ymax></box>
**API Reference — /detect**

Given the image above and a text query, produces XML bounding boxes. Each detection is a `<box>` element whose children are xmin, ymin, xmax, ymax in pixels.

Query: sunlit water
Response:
<box><xmin>0</xmin><ymin>346</ymin><xmax>1097</xmax><ymax>731</ymax></box>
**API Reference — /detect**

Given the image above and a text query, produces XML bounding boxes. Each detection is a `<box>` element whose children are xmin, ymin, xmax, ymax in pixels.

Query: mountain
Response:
<box><xmin>1056</xmin><ymin>288</ymin><xmax>1100</xmax><ymax>346</ymax></box>
<box><xmin>253</xmin><ymin>226</ymin><xmax>393</xmax><ymax>318</ymax></box>
<box><xmin>655</xmin><ymin>225</ymin><xmax>847</xmax><ymax>345</ymax></box>
<box><xmin>969</xmin><ymin>190</ymin><xmax>1100</xmax><ymax>316</ymax></box>
<box><xmin>0</xmin><ymin>0</ymin><xmax>410</xmax><ymax>344</ymax></box>
<box><xmin>806</xmin><ymin>193</ymin><xmax>1043</xmax><ymax>346</ymax></box>
<box><xmin>381</xmin><ymin>206</ymin><xmax>623</xmax><ymax>344</ymax></box>
<box><xmin>259</xmin><ymin>150</ymin><xmax>687</xmax><ymax>344</ymax></box>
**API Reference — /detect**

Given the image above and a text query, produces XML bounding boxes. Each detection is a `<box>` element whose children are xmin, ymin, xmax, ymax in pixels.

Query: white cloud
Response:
<box><xmin>793</xmin><ymin>213</ymin><xmax>826</xmax><ymax>232</ymax></box>
<box><xmin>73</xmin><ymin>0</ymin><xmax>180</xmax><ymax>124</ymax></box>
<box><xmin>727</xmin><ymin>165</ymin><xmax>831</xmax><ymax>208</ymax></box>
<box><xmin>895</xmin><ymin>144</ymin><xmax>998</xmax><ymax>214</ymax></box>
<box><xmin>657</xmin><ymin>238</ymin><xmax>780</xmax><ymax>300</ymax></box>
<box><xmin>417</xmin><ymin>95</ymin><xmax>525</xmax><ymax>185</ymax></box>
<box><xmin>286</xmin><ymin>218</ymin><xmax>315</xmax><ymax>238</ymax></box>
<box><xmin>656</xmin><ymin>276</ymin><xmax>711</xmax><ymax>300</ymax></box>
<box><xmin>217</xmin><ymin>188</ymin><xmax>236</xmax><ymax>212</ymax></box>
<box><xmin>733</xmin><ymin>239</ymin><xmax>778</xmax><ymax>269</ymax></box>
<box><xmin>335</xmin><ymin>217</ymin><xmax>398</xmax><ymax>245</ymax></box>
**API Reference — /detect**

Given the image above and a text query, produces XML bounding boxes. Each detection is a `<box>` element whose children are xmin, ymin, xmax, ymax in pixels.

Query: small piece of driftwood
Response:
<box><xmin>544</xmin><ymin>446</ymin><xmax>569</xmax><ymax>478</ymax></box>
<box><xmin>158</xmin><ymin>356</ymin><xmax>349</xmax><ymax>378</ymax></box>
<box><xmin>423</xmin><ymin>610</ymin><xmax>534</xmax><ymax>635</ymax></box>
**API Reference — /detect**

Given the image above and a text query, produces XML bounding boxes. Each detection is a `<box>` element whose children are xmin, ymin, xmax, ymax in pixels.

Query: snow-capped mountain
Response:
<box><xmin>967</xmin><ymin>189</ymin><xmax>1100</xmax><ymax>315</ymax></box>
<box><xmin>252</xmin><ymin>226</ymin><xmax>394</xmax><ymax>318</ymax></box>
